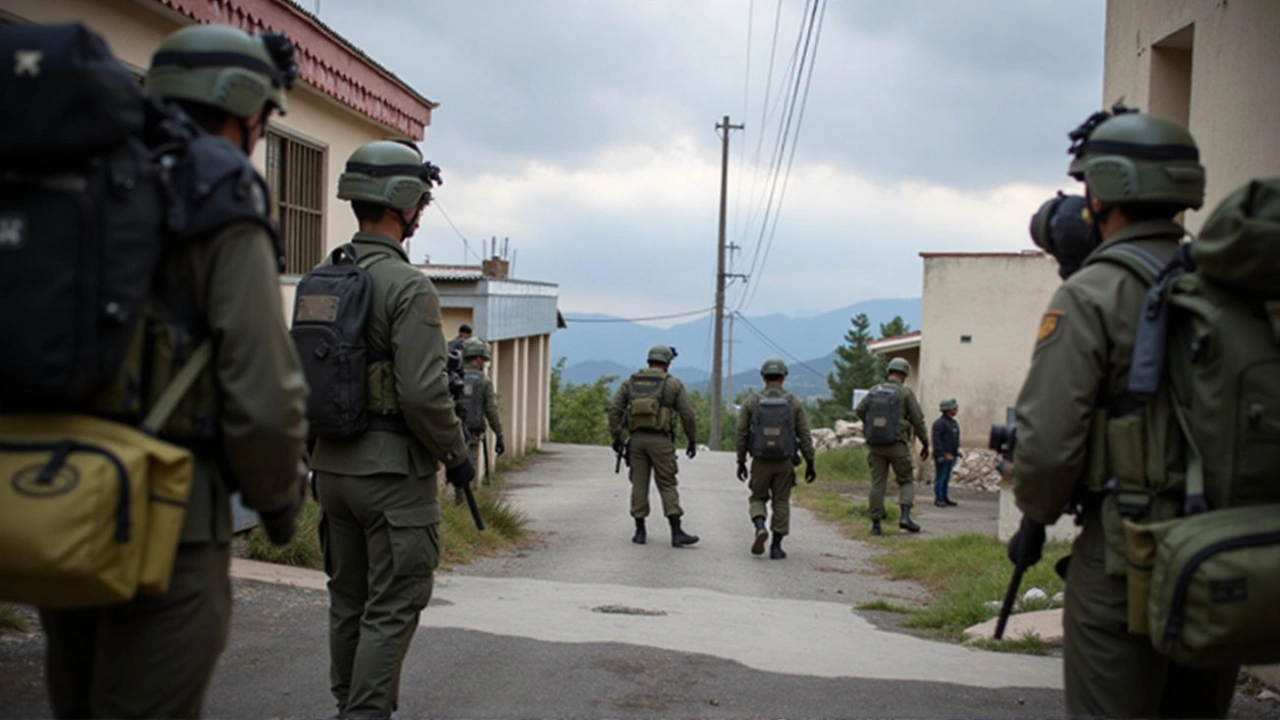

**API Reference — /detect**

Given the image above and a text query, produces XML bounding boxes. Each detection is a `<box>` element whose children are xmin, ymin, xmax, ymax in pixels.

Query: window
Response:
<box><xmin>265</xmin><ymin>129</ymin><xmax>326</xmax><ymax>275</ymax></box>
<box><xmin>960</xmin><ymin>335</ymin><xmax>972</xmax><ymax>344</ymax></box>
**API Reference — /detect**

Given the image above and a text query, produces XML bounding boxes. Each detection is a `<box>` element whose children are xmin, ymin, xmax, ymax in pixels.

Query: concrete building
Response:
<box><xmin>1103</xmin><ymin>0</ymin><xmax>1280</xmax><ymax>225</ymax></box>
<box><xmin>866</xmin><ymin>331</ymin><xmax>921</xmax><ymax>397</ymax></box>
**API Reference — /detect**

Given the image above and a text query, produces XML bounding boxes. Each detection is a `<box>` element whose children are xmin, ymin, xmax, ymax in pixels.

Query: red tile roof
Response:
<box><xmin>149</xmin><ymin>0</ymin><xmax>435</xmax><ymax>139</ymax></box>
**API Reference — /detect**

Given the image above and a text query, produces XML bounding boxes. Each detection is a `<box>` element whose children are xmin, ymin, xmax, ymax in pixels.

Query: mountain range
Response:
<box><xmin>552</xmin><ymin>298</ymin><xmax>920</xmax><ymax>401</ymax></box>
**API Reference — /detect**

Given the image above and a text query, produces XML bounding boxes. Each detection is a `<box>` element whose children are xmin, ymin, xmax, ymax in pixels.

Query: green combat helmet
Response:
<box><xmin>145</xmin><ymin>24</ymin><xmax>298</xmax><ymax>118</ymax></box>
<box><xmin>940</xmin><ymin>397</ymin><xmax>958</xmax><ymax>411</ymax></box>
<box><xmin>647</xmin><ymin>345</ymin><xmax>676</xmax><ymax>364</ymax></box>
<box><xmin>461</xmin><ymin>337</ymin><xmax>489</xmax><ymax>360</ymax></box>
<box><xmin>338</xmin><ymin>141</ymin><xmax>442</xmax><ymax>211</ymax></box>
<box><xmin>887</xmin><ymin>357</ymin><xmax>912</xmax><ymax>377</ymax></box>
<box><xmin>760</xmin><ymin>358</ymin><xmax>788</xmax><ymax>377</ymax></box>
<box><xmin>1067</xmin><ymin>107</ymin><xmax>1205</xmax><ymax>210</ymax></box>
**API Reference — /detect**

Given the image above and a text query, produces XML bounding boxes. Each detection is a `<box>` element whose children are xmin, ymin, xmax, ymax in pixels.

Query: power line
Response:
<box><xmin>432</xmin><ymin>201</ymin><xmax>485</xmax><ymax>264</ymax></box>
<box><xmin>733</xmin><ymin>311</ymin><xmax>827</xmax><ymax>380</ymax></box>
<box><xmin>562</xmin><ymin>307</ymin><xmax>714</xmax><ymax>324</ymax></box>
<box><xmin>730</xmin><ymin>0</ymin><xmax>754</xmax><ymax>245</ymax></box>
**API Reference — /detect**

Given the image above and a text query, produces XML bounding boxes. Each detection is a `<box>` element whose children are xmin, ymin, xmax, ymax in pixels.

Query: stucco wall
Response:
<box><xmin>919</xmin><ymin>253</ymin><xmax>1061</xmax><ymax>447</ymax></box>
<box><xmin>1103</xmin><ymin>0</ymin><xmax>1280</xmax><ymax>231</ymax></box>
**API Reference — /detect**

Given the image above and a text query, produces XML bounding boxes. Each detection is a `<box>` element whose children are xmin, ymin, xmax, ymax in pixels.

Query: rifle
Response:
<box><xmin>614</xmin><ymin>438</ymin><xmax>629</xmax><ymax>475</ymax></box>
<box><xmin>447</xmin><ymin>348</ymin><xmax>485</xmax><ymax>530</ymax></box>
<box><xmin>481</xmin><ymin>434</ymin><xmax>491</xmax><ymax>486</ymax></box>
<box><xmin>994</xmin><ymin>546</ymin><xmax>1028</xmax><ymax>640</ymax></box>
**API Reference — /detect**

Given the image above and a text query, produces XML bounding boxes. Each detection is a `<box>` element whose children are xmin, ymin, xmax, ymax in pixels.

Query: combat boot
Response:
<box><xmin>769</xmin><ymin>534</ymin><xmax>786</xmax><ymax>560</ymax></box>
<box><xmin>632</xmin><ymin>517</ymin><xmax>646</xmax><ymax>545</ymax></box>
<box><xmin>751</xmin><ymin>516</ymin><xmax>768</xmax><ymax>555</ymax></box>
<box><xmin>870</xmin><ymin>519</ymin><xmax>882</xmax><ymax>536</ymax></box>
<box><xmin>898</xmin><ymin>504</ymin><xmax>921</xmax><ymax>533</ymax></box>
<box><xmin>669</xmin><ymin>516</ymin><xmax>699</xmax><ymax>547</ymax></box>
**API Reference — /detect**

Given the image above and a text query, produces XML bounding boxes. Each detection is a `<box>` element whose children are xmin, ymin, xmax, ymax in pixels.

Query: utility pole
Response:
<box><xmin>710</xmin><ymin>115</ymin><xmax>743</xmax><ymax>450</ymax></box>
<box><xmin>724</xmin><ymin>242</ymin><xmax>744</xmax><ymax>411</ymax></box>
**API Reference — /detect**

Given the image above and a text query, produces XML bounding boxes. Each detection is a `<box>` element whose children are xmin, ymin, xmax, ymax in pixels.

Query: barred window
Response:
<box><xmin>265</xmin><ymin>130</ymin><xmax>326</xmax><ymax>275</ymax></box>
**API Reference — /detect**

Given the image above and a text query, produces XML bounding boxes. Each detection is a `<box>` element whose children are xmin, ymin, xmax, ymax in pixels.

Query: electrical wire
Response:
<box><xmin>562</xmin><ymin>307</ymin><xmax>715</xmax><ymax>324</ymax></box>
<box><xmin>432</xmin><ymin>201</ymin><xmax>485</xmax><ymax>264</ymax></box>
<box><xmin>733</xmin><ymin>311</ymin><xmax>827</xmax><ymax>379</ymax></box>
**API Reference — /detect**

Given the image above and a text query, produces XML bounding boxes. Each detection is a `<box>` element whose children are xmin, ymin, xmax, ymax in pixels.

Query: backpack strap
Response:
<box><xmin>1090</xmin><ymin>242</ymin><xmax>1167</xmax><ymax>287</ymax></box>
<box><xmin>141</xmin><ymin>338</ymin><xmax>212</xmax><ymax>435</ymax></box>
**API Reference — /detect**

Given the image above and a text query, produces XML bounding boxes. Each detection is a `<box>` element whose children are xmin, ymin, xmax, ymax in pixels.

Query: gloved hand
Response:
<box><xmin>686</xmin><ymin>439</ymin><xmax>697</xmax><ymax>459</ymax></box>
<box><xmin>919</xmin><ymin>444</ymin><xmax>930</xmax><ymax>461</ymax></box>
<box><xmin>791</xmin><ymin>452</ymin><xmax>802</xmax><ymax>467</ymax></box>
<box><xmin>1007</xmin><ymin>516</ymin><xmax>1047</xmax><ymax>567</ymax></box>
<box><xmin>804</xmin><ymin>461</ymin><xmax>816</xmax><ymax>483</ymax></box>
<box><xmin>612</xmin><ymin>434</ymin><xmax>626</xmax><ymax>455</ymax></box>
<box><xmin>445</xmin><ymin>457</ymin><xmax>476</xmax><ymax>489</ymax></box>
<box><xmin>736</xmin><ymin>460</ymin><xmax>748</xmax><ymax>482</ymax></box>
<box><xmin>259</xmin><ymin>477</ymin><xmax>306</xmax><ymax>546</ymax></box>
<box><xmin>495</xmin><ymin>435</ymin><xmax>506</xmax><ymax>456</ymax></box>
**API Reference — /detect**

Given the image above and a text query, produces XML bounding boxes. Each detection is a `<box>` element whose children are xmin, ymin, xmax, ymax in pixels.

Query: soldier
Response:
<box><xmin>34</xmin><ymin>24</ymin><xmax>310</xmax><ymax>718</ymax></box>
<box><xmin>854</xmin><ymin>357</ymin><xmax>928</xmax><ymax>535</ymax></box>
<box><xmin>930</xmin><ymin>398</ymin><xmax>960</xmax><ymax>507</ymax></box>
<box><xmin>459</xmin><ymin>336</ymin><xmax>505</xmax><ymax>501</ymax></box>
<box><xmin>1009</xmin><ymin>108</ymin><xmax>1237</xmax><ymax>717</ymax></box>
<box><xmin>735</xmin><ymin>358</ymin><xmax>816</xmax><ymax>559</ymax></box>
<box><xmin>448</xmin><ymin>323</ymin><xmax>473</xmax><ymax>357</ymax></box>
<box><xmin>309</xmin><ymin>140</ymin><xmax>474</xmax><ymax>718</ymax></box>
<box><xmin>607</xmin><ymin>344</ymin><xmax>700</xmax><ymax>547</ymax></box>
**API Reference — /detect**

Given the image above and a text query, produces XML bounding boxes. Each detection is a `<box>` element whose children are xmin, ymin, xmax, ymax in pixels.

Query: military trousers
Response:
<box><xmin>866</xmin><ymin>442</ymin><xmax>915</xmax><ymax>520</ymax></box>
<box><xmin>317</xmin><ymin>471</ymin><xmax>441</xmax><ymax>718</ymax></box>
<box><xmin>39</xmin><ymin>542</ymin><xmax>232</xmax><ymax>719</ymax></box>
<box><xmin>1063</xmin><ymin>511</ymin><xmax>1238</xmax><ymax>718</ymax></box>
<box><xmin>628</xmin><ymin>430</ymin><xmax>683</xmax><ymax>518</ymax></box>
<box><xmin>748</xmin><ymin>457</ymin><xmax>795</xmax><ymax>536</ymax></box>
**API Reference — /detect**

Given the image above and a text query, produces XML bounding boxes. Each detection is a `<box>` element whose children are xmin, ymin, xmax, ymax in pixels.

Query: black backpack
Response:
<box><xmin>863</xmin><ymin>383</ymin><xmax>903</xmax><ymax>445</ymax></box>
<box><xmin>750</xmin><ymin>395</ymin><xmax>796</xmax><ymax>459</ymax></box>
<box><xmin>290</xmin><ymin>244</ymin><xmax>391</xmax><ymax>440</ymax></box>
<box><xmin>0</xmin><ymin>23</ymin><xmax>192</xmax><ymax>406</ymax></box>
<box><xmin>462</xmin><ymin>372</ymin><xmax>487</xmax><ymax>435</ymax></box>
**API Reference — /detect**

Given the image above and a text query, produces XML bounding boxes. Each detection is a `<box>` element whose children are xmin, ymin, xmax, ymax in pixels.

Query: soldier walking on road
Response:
<box><xmin>736</xmin><ymin>359</ymin><xmax>816</xmax><ymax>559</ymax></box>
<box><xmin>308</xmin><ymin>141</ymin><xmax>474</xmax><ymax>718</ymax></box>
<box><xmin>855</xmin><ymin>357</ymin><xmax>929</xmax><ymax>536</ymax></box>
<box><xmin>931</xmin><ymin>398</ymin><xmax>961</xmax><ymax>507</ymax></box>
<box><xmin>459</xmin><ymin>336</ymin><xmax>505</xmax><ymax>500</ymax></box>
<box><xmin>607</xmin><ymin>345</ymin><xmax>700</xmax><ymax>547</ymax></box>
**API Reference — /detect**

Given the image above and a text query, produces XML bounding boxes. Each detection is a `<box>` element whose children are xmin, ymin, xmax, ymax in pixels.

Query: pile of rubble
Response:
<box><xmin>811</xmin><ymin>421</ymin><xmax>1004</xmax><ymax>492</ymax></box>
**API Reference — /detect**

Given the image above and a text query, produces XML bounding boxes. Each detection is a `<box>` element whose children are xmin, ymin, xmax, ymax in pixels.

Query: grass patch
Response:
<box><xmin>876</xmin><ymin>533</ymin><xmax>1069</xmax><ymax>642</ymax></box>
<box><xmin>968</xmin><ymin>631</ymin><xmax>1049</xmax><ymax>655</ymax></box>
<box><xmin>855</xmin><ymin>599</ymin><xmax>914</xmax><ymax>614</ymax></box>
<box><xmin>0</xmin><ymin>603</ymin><xmax>25</xmax><ymax>632</ymax></box>
<box><xmin>240</xmin><ymin>464</ymin><xmax>531</xmax><ymax>571</ymax></box>
<box><xmin>814</xmin><ymin>446</ymin><xmax>870</xmax><ymax>483</ymax></box>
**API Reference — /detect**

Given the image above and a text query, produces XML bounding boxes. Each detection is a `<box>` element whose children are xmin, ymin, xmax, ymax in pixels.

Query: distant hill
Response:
<box><xmin>551</xmin><ymin>298</ymin><xmax>919</xmax><ymax>381</ymax></box>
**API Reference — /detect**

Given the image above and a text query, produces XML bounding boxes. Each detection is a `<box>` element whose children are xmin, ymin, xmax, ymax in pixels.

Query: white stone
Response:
<box><xmin>834</xmin><ymin>419</ymin><xmax>863</xmax><ymax>439</ymax></box>
<box><xmin>1052</xmin><ymin>592</ymin><xmax>1065</xmax><ymax>605</ymax></box>
<box><xmin>1022</xmin><ymin>588</ymin><xmax>1048</xmax><ymax>603</ymax></box>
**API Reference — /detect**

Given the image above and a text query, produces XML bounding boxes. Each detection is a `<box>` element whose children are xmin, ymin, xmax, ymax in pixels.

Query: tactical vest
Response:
<box><xmin>462</xmin><ymin>371</ymin><xmax>486</xmax><ymax>434</ymax></box>
<box><xmin>750</xmin><ymin>395</ymin><xmax>796</xmax><ymax>459</ymax></box>
<box><xmin>627</xmin><ymin>373</ymin><xmax>671</xmax><ymax>432</ymax></box>
<box><xmin>863</xmin><ymin>383</ymin><xmax>902</xmax><ymax>445</ymax></box>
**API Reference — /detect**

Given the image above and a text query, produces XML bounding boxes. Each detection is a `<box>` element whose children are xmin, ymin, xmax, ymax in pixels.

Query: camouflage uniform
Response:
<box><xmin>855</xmin><ymin>367</ymin><xmax>927</xmax><ymax>530</ymax></box>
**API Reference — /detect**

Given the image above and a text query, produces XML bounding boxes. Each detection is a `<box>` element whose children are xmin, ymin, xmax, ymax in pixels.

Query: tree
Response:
<box><xmin>548</xmin><ymin>357</ymin><xmax>616</xmax><ymax>445</ymax></box>
<box><xmin>879</xmin><ymin>315</ymin><xmax>912</xmax><ymax>339</ymax></box>
<box><xmin>812</xmin><ymin>313</ymin><xmax>884</xmax><ymax>427</ymax></box>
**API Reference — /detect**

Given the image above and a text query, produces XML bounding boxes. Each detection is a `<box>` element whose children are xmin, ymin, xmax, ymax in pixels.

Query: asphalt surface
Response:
<box><xmin>1</xmin><ymin>443</ymin><xmax>1275</xmax><ymax>718</ymax></box>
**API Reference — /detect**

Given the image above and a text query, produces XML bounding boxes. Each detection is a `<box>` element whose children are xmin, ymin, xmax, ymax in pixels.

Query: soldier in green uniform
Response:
<box><xmin>607</xmin><ymin>344</ymin><xmax>700</xmax><ymax>547</ymax></box>
<box><xmin>735</xmin><ymin>358</ymin><xmax>816</xmax><ymax>559</ymax></box>
<box><xmin>1010</xmin><ymin>108</ymin><xmax>1238</xmax><ymax>718</ymax></box>
<box><xmin>36</xmin><ymin>25</ymin><xmax>310</xmax><ymax>719</ymax></box>
<box><xmin>310</xmin><ymin>141</ymin><xmax>475</xmax><ymax>718</ymax></box>
<box><xmin>459</xmin><ymin>336</ymin><xmax>505</xmax><ymax>500</ymax></box>
<box><xmin>854</xmin><ymin>357</ymin><xmax>928</xmax><ymax>535</ymax></box>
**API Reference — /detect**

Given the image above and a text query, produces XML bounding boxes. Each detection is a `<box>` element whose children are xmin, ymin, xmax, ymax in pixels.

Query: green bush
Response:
<box><xmin>814</xmin><ymin>446</ymin><xmax>870</xmax><ymax>482</ymax></box>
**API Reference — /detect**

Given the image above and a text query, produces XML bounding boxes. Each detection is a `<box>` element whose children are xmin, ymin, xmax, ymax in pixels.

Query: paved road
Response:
<box><xmin>0</xmin><ymin>444</ymin><xmax>1136</xmax><ymax>717</ymax></box>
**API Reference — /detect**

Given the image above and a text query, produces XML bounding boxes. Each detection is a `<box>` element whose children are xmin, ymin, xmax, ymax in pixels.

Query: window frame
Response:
<box><xmin>265</xmin><ymin>126</ymin><xmax>328</xmax><ymax>276</ymax></box>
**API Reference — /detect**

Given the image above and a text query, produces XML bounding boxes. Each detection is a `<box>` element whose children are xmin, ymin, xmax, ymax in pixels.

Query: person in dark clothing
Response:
<box><xmin>931</xmin><ymin>397</ymin><xmax>961</xmax><ymax>507</ymax></box>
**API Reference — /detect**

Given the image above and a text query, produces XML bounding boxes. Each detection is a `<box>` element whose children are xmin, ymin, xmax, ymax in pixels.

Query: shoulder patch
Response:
<box><xmin>422</xmin><ymin>292</ymin><xmax>442</xmax><ymax>326</ymax></box>
<box><xmin>1036</xmin><ymin>310</ymin><xmax>1065</xmax><ymax>345</ymax></box>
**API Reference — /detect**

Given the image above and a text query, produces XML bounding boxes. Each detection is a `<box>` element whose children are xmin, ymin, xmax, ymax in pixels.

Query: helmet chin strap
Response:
<box><xmin>1083</xmin><ymin>187</ymin><xmax>1112</xmax><ymax>251</ymax></box>
<box><xmin>395</xmin><ymin>204</ymin><xmax>425</xmax><ymax>240</ymax></box>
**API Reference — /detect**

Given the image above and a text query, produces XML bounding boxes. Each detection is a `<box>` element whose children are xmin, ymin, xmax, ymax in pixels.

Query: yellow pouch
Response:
<box><xmin>0</xmin><ymin>413</ymin><xmax>192</xmax><ymax>607</ymax></box>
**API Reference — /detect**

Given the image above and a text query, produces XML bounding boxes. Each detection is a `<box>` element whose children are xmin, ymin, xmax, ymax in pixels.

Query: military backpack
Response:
<box><xmin>626</xmin><ymin>373</ymin><xmax>670</xmax><ymax>432</ymax></box>
<box><xmin>750</xmin><ymin>395</ymin><xmax>796</xmax><ymax>460</ymax></box>
<box><xmin>1093</xmin><ymin>178</ymin><xmax>1280</xmax><ymax>668</ymax></box>
<box><xmin>863</xmin><ymin>384</ymin><xmax>902</xmax><ymax>445</ymax></box>
<box><xmin>290</xmin><ymin>244</ymin><xmax>392</xmax><ymax>440</ymax></box>
<box><xmin>462</xmin><ymin>372</ymin><xmax>487</xmax><ymax>435</ymax></box>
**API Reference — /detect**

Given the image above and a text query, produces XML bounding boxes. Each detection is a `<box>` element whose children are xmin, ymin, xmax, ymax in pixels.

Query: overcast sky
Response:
<box><xmin>315</xmin><ymin>0</ymin><xmax>1105</xmax><ymax>321</ymax></box>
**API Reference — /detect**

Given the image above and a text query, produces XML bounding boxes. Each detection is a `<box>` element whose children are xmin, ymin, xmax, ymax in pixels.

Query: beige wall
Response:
<box><xmin>1103</xmin><ymin>0</ymin><xmax>1280</xmax><ymax>231</ymax></box>
<box><xmin>919</xmin><ymin>254</ymin><xmax>1061</xmax><ymax>447</ymax></box>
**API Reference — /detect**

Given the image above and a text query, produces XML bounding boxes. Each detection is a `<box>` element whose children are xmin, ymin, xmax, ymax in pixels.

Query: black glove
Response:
<box><xmin>1007</xmin><ymin>516</ymin><xmax>1047</xmax><ymax>567</ymax></box>
<box><xmin>804</xmin><ymin>461</ymin><xmax>816</xmax><ymax>483</ymax></box>
<box><xmin>494</xmin><ymin>435</ymin><xmax>506</xmax><ymax>456</ymax></box>
<box><xmin>791</xmin><ymin>451</ymin><xmax>802</xmax><ymax>467</ymax></box>
<box><xmin>446</xmin><ymin>458</ymin><xmax>476</xmax><ymax>489</ymax></box>
<box><xmin>736</xmin><ymin>460</ymin><xmax>748</xmax><ymax>482</ymax></box>
<box><xmin>612</xmin><ymin>434</ymin><xmax>626</xmax><ymax>455</ymax></box>
<box><xmin>686</xmin><ymin>440</ymin><xmax>697</xmax><ymax>459</ymax></box>
<box><xmin>259</xmin><ymin>478</ymin><xmax>306</xmax><ymax>547</ymax></box>
<box><xmin>920</xmin><ymin>444</ymin><xmax>930</xmax><ymax>461</ymax></box>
